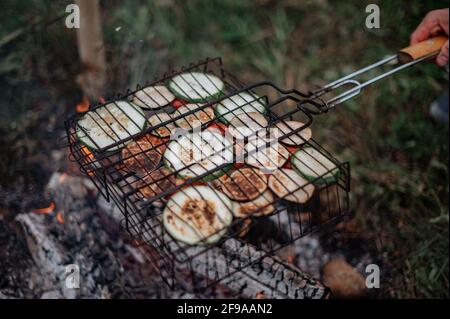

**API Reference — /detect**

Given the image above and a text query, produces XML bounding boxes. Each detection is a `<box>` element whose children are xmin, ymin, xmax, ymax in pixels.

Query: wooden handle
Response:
<box><xmin>398</xmin><ymin>35</ymin><xmax>448</xmax><ymax>64</ymax></box>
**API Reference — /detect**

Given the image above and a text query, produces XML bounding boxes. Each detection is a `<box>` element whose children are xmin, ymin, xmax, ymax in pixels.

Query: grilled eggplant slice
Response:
<box><xmin>220</xmin><ymin>167</ymin><xmax>268</xmax><ymax>201</ymax></box>
<box><xmin>268</xmin><ymin>168</ymin><xmax>315</xmax><ymax>203</ymax></box>
<box><xmin>163</xmin><ymin>185</ymin><xmax>233</xmax><ymax>245</ymax></box>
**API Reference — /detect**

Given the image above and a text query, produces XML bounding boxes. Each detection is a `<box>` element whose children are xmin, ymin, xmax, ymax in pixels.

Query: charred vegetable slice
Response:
<box><xmin>121</xmin><ymin>135</ymin><xmax>165</xmax><ymax>176</ymax></box>
<box><xmin>163</xmin><ymin>185</ymin><xmax>233</xmax><ymax>245</ymax></box>
<box><xmin>232</xmin><ymin>190</ymin><xmax>275</xmax><ymax>218</ymax></box>
<box><xmin>136</xmin><ymin>167</ymin><xmax>177</xmax><ymax>199</ymax></box>
<box><xmin>219</xmin><ymin>167</ymin><xmax>268</xmax><ymax>201</ymax></box>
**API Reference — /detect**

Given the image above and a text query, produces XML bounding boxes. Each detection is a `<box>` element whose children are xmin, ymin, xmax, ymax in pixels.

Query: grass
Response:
<box><xmin>1</xmin><ymin>0</ymin><xmax>448</xmax><ymax>298</ymax></box>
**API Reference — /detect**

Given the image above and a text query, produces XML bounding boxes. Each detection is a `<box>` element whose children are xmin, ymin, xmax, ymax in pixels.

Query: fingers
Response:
<box><xmin>436</xmin><ymin>39</ymin><xmax>449</xmax><ymax>66</ymax></box>
<box><xmin>410</xmin><ymin>11</ymin><xmax>438</xmax><ymax>45</ymax></box>
<box><xmin>410</xmin><ymin>9</ymin><xmax>449</xmax><ymax>45</ymax></box>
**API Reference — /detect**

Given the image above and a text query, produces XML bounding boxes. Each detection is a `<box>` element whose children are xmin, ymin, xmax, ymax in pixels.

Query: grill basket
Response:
<box><xmin>65</xmin><ymin>57</ymin><xmax>350</xmax><ymax>291</ymax></box>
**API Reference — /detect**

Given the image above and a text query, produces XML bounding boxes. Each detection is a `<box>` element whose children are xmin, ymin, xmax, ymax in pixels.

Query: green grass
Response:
<box><xmin>1</xmin><ymin>0</ymin><xmax>448</xmax><ymax>298</ymax></box>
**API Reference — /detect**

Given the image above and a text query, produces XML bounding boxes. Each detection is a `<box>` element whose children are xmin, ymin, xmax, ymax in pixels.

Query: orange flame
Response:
<box><xmin>287</xmin><ymin>254</ymin><xmax>294</xmax><ymax>264</ymax></box>
<box><xmin>30</xmin><ymin>202</ymin><xmax>64</xmax><ymax>224</ymax></box>
<box><xmin>80</xmin><ymin>146</ymin><xmax>95</xmax><ymax>176</ymax></box>
<box><xmin>255</xmin><ymin>291</ymin><xmax>265</xmax><ymax>299</ymax></box>
<box><xmin>31</xmin><ymin>202</ymin><xmax>56</xmax><ymax>215</ymax></box>
<box><xmin>56</xmin><ymin>211</ymin><xmax>65</xmax><ymax>224</ymax></box>
<box><xmin>76</xmin><ymin>96</ymin><xmax>90</xmax><ymax>113</ymax></box>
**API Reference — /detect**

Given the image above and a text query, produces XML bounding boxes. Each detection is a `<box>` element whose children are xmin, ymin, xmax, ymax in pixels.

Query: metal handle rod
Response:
<box><xmin>310</xmin><ymin>51</ymin><xmax>439</xmax><ymax>111</ymax></box>
<box><xmin>326</xmin><ymin>52</ymin><xmax>436</xmax><ymax>108</ymax></box>
<box><xmin>316</xmin><ymin>54</ymin><xmax>397</xmax><ymax>93</ymax></box>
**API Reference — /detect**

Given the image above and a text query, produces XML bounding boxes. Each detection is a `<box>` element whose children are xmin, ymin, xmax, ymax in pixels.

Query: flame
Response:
<box><xmin>31</xmin><ymin>201</ymin><xmax>56</xmax><ymax>215</ymax></box>
<box><xmin>255</xmin><ymin>291</ymin><xmax>265</xmax><ymax>299</ymax></box>
<box><xmin>56</xmin><ymin>211</ymin><xmax>65</xmax><ymax>224</ymax></box>
<box><xmin>30</xmin><ymin>202</ymin><xmax>64</xmax><ymax>224</ymax></box>
<box><xmin>76</xmin><ymin>96</ymin><xmax>90</xmax><ymax>113</ymax></box>
<box><xmin>98</xmin><ymin>96</ymin><xmax>106</xmax><ymax>104</ymax></box>
<box><xmin>80</xmin><ymin>146</ymin><xmax>95</xmax><ymax>176</ymax></box>
<box><xmin>287</xmin><ymin>254</ymin><xmax>294</xmax><ymax>264</ymax></box>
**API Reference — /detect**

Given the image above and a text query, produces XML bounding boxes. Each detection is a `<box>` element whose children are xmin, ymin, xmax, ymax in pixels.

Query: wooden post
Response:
<box><xmin>75</xmin><ymin>0</ymin><xmax>106</xmax><ymax>100</ymax></box>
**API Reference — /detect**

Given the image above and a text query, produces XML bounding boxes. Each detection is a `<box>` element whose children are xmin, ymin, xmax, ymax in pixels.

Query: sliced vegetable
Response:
<box><xmin>131</xmin><ymin>85</ymin><xmax>175</xmax><ymax>109</ymax></box>
<box><xmin>273</xmin><ymin>121</ymin><xmax>312</xmax><ymax>146</ymax></box>
<box><xmin>121</xmin><ymin>135</ymin><xmax>165</xmax><ymax>176</ymax></box>
<box><xmin>174</xmin><ymin>103</ymin><xmax>215</xmax><ymax>130</ymax></box>
<box><xmin>268</xmin><ymin>169</ymin><xmax>315</xmax><ymax>204</ymax></box>
<box><xmin>76</xmin><ymin>101</ymin><xmax>146</xmax><ymax>151</ymax></box>
<box><xmin>164</xmin><ymin>131</ymin><xmax>234</xmax><ymax>181</ymax></box>
<box><xmin>148</xmin><ymin>113</ymin><xmax>176</xmax><ymax>138</ymax></box>
<box><xmin>232</xmin><ymin>190</ymin><xmax>275</xmax><ymax>218</ymax></box>
<box><xmin>220</xmin><ymin>167</ymin><xmax>268</xmax><ymax>201</ymax></box>
<box><xmin>244</xmin><ymin>137</ymin><xmax>289</xmax><ymax>171</ymax></box>
<box><xmin>291</xmin><ymin>147</ymin><xmax>340</xmax><ymax>184</ymax></box>
<box><xmin>168</xmin><ymin>72</ymin><xmax>224</xmax><ymax>103</ymax></box>
<box><xmin>163</xmin><ymin>185</ymin><xmax>233</xmax><ymax>245</ymax></box>
<box><xmin>228</xmin><ymin>112</ymin><xmax>268</xmax><ymax>140</ymax></box>
<box><xmin>136</xmin><ymin>167</ymin><xmax>177</xmax><ymax>199</ymax></box>
<box><xmin>215</xmin><ymin>92</ymin><xmax>266</xmax><ymax>124</ymax></box>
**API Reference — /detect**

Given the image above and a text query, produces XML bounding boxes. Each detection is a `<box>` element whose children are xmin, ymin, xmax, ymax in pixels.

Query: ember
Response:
<box><xmin>30</xmin><ymin>201</ymin><xmax>56</xmax><ymax>215</ymax></box>
<box><xmin>80</xmin><ymin>146</ymin><xmax>95</xmax><ymax>176</ymax></box>
<box><xmin>30</xmin><ymin>201</ymin><xmax>64</xmax><ymax>224</ymax></box>
<box><xmin>76</xmin><ymin>96</ymin><xmax>90</xmax><ymax>113</ymax></box>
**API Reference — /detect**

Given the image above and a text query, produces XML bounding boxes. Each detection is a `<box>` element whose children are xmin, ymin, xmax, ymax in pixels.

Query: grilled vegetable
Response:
<box><xmin>228</xmin><ymin>112</ymin><xmax>268</xmax><ymax>140</ymax></box>
<box><xmin>121</xmin><ymin>135</ymin><xmax>165</xmax><ymax>176</ymax></box>
<box><xmin>268</xmin><ymin>169</ymin><xmax>315</xmax><ymax>203</ymax></box>
<box><xmin>273</xmin><ymin>120</ymin><xmax>312</xmax><ymax>146</ymax></box>
<box><xmin>291</xmin><ymin>147</ymin><xmax>340</xmax><ymax>184</ymax></box>
<box><xmin>163</xmin><ymin>131</ymin><xmax>233</xmax><ymax>181</ymax></box>
<box><xmin>163</xmin><ymin>185</ymin><xmax>233</xmax><ymax>245</ymax></box>
<box><xmin>168</xmin><ymin>72</ymin><xmax>224</xmax><ymax>103</ymax></box>
<box><xmin>76</xmin><ymin>101</ymin><xmax>146</xmax><ymax>151</ymax></box>
<box><xmin>136</xmin><ymin>167</ymin><xmax>177</xmax><ymax>199</ymax></box>
<box><xmin>215</xmin><ymin>92</ymin><xmax>266</xmax><ymax>124</ymax></box>
<box><xmin>147</xmin><ymin>113</ymin><xmax>176</xmax><ymax>138</ymax></box>
<box><xmin>131</xmin><ymin>85</ymin><xmax>175</xmax><ymax>109</ymax></box>
<box><xmin>244</xmin><ymin>137</ymin><xmax>290</xmax><ymax>171</ymax></box>
<box><xmin>220</xmin><ymin>167</ymin><xmax>268</xmax><ymax>201</ymax></box>
<box><xmin>174</xmin><ymin>103</ymin><xmax>215</xmax><ymax>130</ymax></box>
<box><xmin>232</xmin><ymin>190</ymin><xmax>275</xmax><ymax>218</ymax></box>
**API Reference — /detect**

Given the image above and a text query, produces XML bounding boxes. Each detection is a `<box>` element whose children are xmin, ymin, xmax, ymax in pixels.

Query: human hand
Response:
<box><xmin>410</xmin><ymin>8</ymin><xmax>449</xmax><ymax>66</ymax></box>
